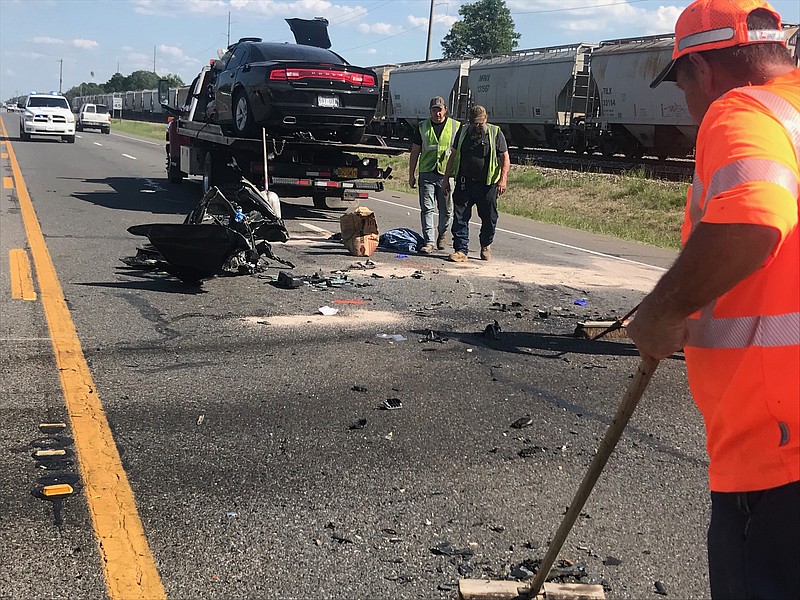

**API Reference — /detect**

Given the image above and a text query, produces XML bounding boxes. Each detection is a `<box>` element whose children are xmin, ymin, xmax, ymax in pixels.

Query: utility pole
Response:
<box><xmin>227</xmin><ymin>12</ymin><xmax>231</xmax><ymax>47</ymax></box>
<box><xmin>425</xmin><ymin>0</ymin><xmax>435</xmax><ymax>61</ymax></box>
<box><xmin>153</xmin><ymin>45</ymin><xmax>157</xmax><ymax>73</ymax></box>
<box><xmin>58</xmin><ymin>58</ymin><xmax>63</xmax><ymax>93</ymax></box>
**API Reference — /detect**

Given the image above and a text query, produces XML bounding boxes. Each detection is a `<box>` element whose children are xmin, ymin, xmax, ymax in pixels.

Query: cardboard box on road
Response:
<box><xmin>340</xmin><ymin>206</ymin><xmax>379</xmax><ymax>257</ymax></box>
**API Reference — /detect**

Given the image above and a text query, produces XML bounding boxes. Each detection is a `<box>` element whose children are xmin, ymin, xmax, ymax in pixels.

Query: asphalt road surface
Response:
<box><xmin>0</xmin><ymin>114</ymin><xmax>713</xmax><ymax>600</ymax></box>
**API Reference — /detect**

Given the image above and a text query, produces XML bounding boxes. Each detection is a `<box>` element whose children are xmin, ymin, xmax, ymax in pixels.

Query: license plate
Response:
<box><xmin>336</xmin><ymin>167</ymin><xmax>358</xmax><ymax>178</ymax></box>
<box><xmin>317</xmin><ymin>95</ymin><xmax>340</xmax><ymax>108</ymax></box>
<box><xmin>46</xmin><ymin>126</ymin><xmax>55</xmax><ymax>131</ymax></box>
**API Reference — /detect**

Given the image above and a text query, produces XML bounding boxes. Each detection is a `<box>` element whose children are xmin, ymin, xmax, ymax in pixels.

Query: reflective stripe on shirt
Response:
<box><xmin>687</xmin><ymin>312</ymin><xmax>800</xmax><ymax>348</ymax></box>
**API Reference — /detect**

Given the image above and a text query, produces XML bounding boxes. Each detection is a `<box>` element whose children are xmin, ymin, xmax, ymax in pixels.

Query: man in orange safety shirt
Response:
<box><xmin>629</xmin><ymin>0</ymin><xmax>799</xmax><ymax>598</ymax></box>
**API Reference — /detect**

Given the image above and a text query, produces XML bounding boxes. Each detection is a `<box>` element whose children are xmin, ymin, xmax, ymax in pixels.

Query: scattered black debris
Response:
<box><xmin>510</xmin><ymin>564</ymin><xmax>535</xmax><ymax>580</ymax></box>
<box><xmin>411</xmin><ymin>271</ymin><xmax>424</xmax><ymax>279</ymax></box>
<box><xmin>518</xmin><ymin>446</ymin><xmax>546</xmax><ymax>457</ymax></box>
<box><xmin>274</xmin><ymin>271</ymin><xmax>304</xmax><ymax>289</ymax></box>
<box><xmin>330</xmin><ymin>533</ymin><xmax>353</xmax><ymax>544</ymax></box>
<box><xmin>524</xmin><ymin>540</ymin><xmax>541</xmax><ymax>550</ymax></box>
<box><xmin>457</xmin><ymin>563</ymin><xmax>474</xmax><ymax>576</ymax></box>
<box><xmin>523</xmin><ymin>558</ymin><xmax>592</xmax><ymax>584</ymax></box>
<box><xmin>489</xmin><ymin>525</ymin><xmax>505</xmax><ymax>533</ymax></box>
<box><xmin>381</xmin><ymin>528</ymin><xmax>397</xmax><ymax>536</ymax></box>
<box><xmin>537</xmin><ymin>310</ymin><xmax>550</xmax><ymax>318</ymax></box>
<box><xmin>510</xmin><ymin>416</ymin><xmax>533</xmax><ymax>429</ymax></box>
<box><xmin>351</xmin><ymin>385</ymin><xmax>368</xmax><ymax>393</ymax></box>
<box><xmin>419</xmin><ymin>329</ymin><xmax>447</xmax><ymax>343</ymax></box>
<box><xmin>438</xmin><ymin>583</ymin><xmax>457</xmax><ymax>592</ymax></box>
<box><xmin>385</xmin><ymin>574</ymin><xmax>413</xmax><ymax>584</ymax></box>
<box><xmin>490</xmin><ymin>301</ymin><xmax>523</xmax><ymax>312</ymax></box>
<box><xmin>348</xmin><ymin>419</ymin><xmax>367</xmax><ymax>430</ymax></box>
<box><xmin>655</xmin><ymin>580</ymin><xmax>668</xmax><ymax>596</ymax></box>
<box><xmin>482</xmin><ymin>320</ymin><xmax>502</xmax><ymax>339</ymax></box>
<box><xmin>603</xmin><ymin>556</ymin><xmax>622</xmax><ymax>566</ymax></box>
<box><xmin>348</xmin><ymin>259</ymin><xmax>376</xmax><ymax>270</ymax></box>
<box><xmin>381</xmin><ymin>398</ymin><xmax>403</xmax><ymax>410</ymax></box>
<box><xmin>430</xmin><ymin>542</ymin><xmax>474</xmax><ymax>558</ymax></box>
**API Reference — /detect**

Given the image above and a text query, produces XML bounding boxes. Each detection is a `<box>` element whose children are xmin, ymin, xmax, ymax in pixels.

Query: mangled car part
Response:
<box><xmin>124</xmin><ymin>178</ymin><xmax>292</xmax><ymax>284</ymax></box>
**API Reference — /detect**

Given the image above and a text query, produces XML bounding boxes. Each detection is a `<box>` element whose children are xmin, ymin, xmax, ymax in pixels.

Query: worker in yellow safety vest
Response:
<box><xmin>630</xmin><ymin>0</ymin><xmax>799</xmax><ymax>597</ymax></box>
<box><xmin>408</xmin><ymin>96</ymin><xmax>461</xmax><ymax>254</ymax></box>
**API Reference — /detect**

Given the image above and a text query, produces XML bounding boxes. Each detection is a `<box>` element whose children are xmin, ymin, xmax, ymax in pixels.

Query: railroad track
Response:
<box><xmin>510</xmin><ymin>148</ymin><xmax>695</xmax><ymax>182</ymax></box>
<box><xmin>383</xmin><ymin>139</ymin><xmax>694</xmax><ymax>181</ymax></box>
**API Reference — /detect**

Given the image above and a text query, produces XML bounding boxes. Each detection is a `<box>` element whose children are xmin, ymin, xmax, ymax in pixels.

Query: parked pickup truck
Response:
<box><xmin>77</xmin><ymin>103</ymin><xmax>111</xmax><ymax>134</ymax></box>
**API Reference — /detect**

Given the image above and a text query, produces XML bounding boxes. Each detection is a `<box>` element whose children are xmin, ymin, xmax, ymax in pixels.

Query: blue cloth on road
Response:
<box><xmin>379</xmin><ymin>228</ymin><xmax>424</xmax><ymax>253</ymax></box>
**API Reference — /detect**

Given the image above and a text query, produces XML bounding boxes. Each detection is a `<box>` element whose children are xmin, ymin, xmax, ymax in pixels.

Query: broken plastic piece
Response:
<box><xmin>573</xmin><ymin>298</ymin><xmax>588</xmax><ymax>306</ymax></box>
<box><xmin>376</xmin><ymin>334</ymin><xmax>407</xmax><ymax>342</ymax></box>
<box><xmin>352</xmin><ymin>385</ymin><xmax>367</xmax><ymax>393</ymax></box>
<box><xmin>420</xmin><ymin>329</ymin><xmax>446</xmax><ymax>343</ymax></box>
<box><xmin>511</xmin><ymin>416</ymin><xmax>533</xmax><ymax>429</ymax></box>
<box><xmin>603</xmin><ymin>556</ymin><xmax>622</xmax><ymax>566</ymax></box>
<box><xmin>277</xmin><ymin>271</ymin><xmax>303</xmax><ymax>289</ymax></box>
<box><xmin>482</xmin><ymin>320</ymin><xmax>501</xmax><ymax>339</ymax></box>
<box><xmin>318</xmin><ymin>306</ymin><xmax>339</xmax><ymax>316</ymax></box>
<box><xmin>382</xmin><ymin>398</ymin><xmax>403</xmax><ymax>410</ymax></box>
<box><xmin>349</xmin><ymin>418</ymin><xmax>367</xmax><ymax>430</ymax></box>
<box><xmin>429</xmin><ymin>542</ymin><xmax>474</xmax><ymax>557</ymax></box>
<box><xmin>655</xmin><ymin>581</ymin><xmax>668</xmax><ymax>596</ymax></box>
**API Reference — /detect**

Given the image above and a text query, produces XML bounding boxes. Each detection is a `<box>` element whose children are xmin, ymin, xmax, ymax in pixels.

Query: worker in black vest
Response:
<box><xmin>443</xmin><ymin>105</ymin><xmax>510</xmax><ymax>262</ymax></box>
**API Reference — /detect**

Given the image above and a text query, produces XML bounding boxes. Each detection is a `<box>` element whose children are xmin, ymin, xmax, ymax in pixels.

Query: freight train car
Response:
<box><xmin>589</xmin><ymin>35</ymin><xmax>696</xmax><ymax>158</ymax></box>
<box><xmin>371</xmin><ymin>58</ymin><xmax>475</xmax><ymax>138</ymax></box>
<box><xmin>469</xmin><ymin>44</ymin><xmax>596</xmax><ymax>152</ymax></box>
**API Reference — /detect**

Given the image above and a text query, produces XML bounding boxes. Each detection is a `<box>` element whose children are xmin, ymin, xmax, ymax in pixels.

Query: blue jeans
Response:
<box><xmin>707</xmin><ymin>480</ymin><xmax>800</xmax><ymax>599</ymax></box>
<box><xmin>451</xmin><ymin>176</ymin><xmax>498</xmax><ymax>254</ymax></box>
<box><xmin>417</xmin><ymin>171</ymin><xmax>452</xmax><ymax>245</ymax></box>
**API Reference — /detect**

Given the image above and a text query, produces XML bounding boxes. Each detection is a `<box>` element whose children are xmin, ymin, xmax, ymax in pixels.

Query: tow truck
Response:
<box><xmin>160</xmin><ymin>67</ymin><xmax>404</xmax><ymax>209</ymax></box>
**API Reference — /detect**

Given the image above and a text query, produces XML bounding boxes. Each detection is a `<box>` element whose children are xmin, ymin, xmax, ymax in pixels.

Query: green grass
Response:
<box><xmin>112</xmin><ymin>118</ymin><xmax>168</xmax><ymax>140</ymax></box>
<box><xmin>377</xmin><ymin>154</ymin><xmax>687</xmax><ymax>250</ymax></box>
<box><xmin>113</xmin><ymin>121</ymin><xmax>688</xmax><ymax>250</ymax></box>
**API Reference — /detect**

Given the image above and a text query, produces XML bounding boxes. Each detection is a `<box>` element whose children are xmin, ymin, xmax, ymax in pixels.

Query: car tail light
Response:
<box><xmin>269</xmin><ymin>68</ymin><xmax>376</xmax><ymax>86</ymax></box>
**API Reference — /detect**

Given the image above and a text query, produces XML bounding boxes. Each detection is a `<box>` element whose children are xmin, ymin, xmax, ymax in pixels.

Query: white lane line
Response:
<box><xmin>121</xmin><ymin>154</ymin><xmax>138</xmax><ymax>160</ymax></box>
<box><xmin>298</xmin><ymin>222</ymin><xmax>332</xmax><ymax>234</ymax></box>
<box><xmin>93</xmin><ymin>142</ymin><xmax>103</xmax><ymax>147</ymax></box>
<box><xmin>112</xmin><ymin>132</ymin><xmax>161</xmax><ymax>146</ymax></box>
<box><xmin>367</xmin><ymin>195</ymin><xmax>667</xmax><ymax>271</ymax></box>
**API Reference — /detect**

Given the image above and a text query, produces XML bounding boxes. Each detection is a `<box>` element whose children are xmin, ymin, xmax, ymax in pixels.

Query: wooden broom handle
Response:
<box><xmin>529</xmin><ymin>356</ymin><xmax>660</xmax><ymax>599</ymax></box>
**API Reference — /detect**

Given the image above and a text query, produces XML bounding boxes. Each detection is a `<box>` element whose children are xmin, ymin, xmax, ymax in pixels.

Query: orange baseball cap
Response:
<box><xmin>650</xmin><ymin>0</ymin><xmax>785</xmax><ymax>87</ymax></box>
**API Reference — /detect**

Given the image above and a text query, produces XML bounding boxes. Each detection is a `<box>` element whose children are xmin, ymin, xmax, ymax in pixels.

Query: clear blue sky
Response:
<box><xmin>1</xmin><ymin>0</ymin><xmax>798</xmax><ymax>101</ymax></box>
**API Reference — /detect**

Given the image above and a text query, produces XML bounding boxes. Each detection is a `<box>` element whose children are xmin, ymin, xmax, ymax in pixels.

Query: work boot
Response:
<box><xmin>418</xmin><ymin>244</ymin><xmax>434</xmax><ymax>254</ymax></box>
<box><xmin>448</xmin><ymin>251</ymin><xmax>468</xmax><ymax>263</ymax></box>
<box><xmin>480</xmin><ymin>245</ymin><xmax>492</xmax><ymax>261</ymax></box>
<box><xmin>436</xmin><ymin>232</ymin><xmax>448</xmax><ymax>250</ymax></box>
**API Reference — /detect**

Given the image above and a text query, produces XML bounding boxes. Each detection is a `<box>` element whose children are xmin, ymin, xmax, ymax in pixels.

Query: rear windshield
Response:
<box><xmin>252</xmin><ymin>43</ymin><xmax>347</xmax><ymax>65</ymax></box>
<box><xmin>28</xmin><ymin>97</ymin><xmax>70</xmax><ymax>109</ymax></box>
<box><xmin>96</xmin><ymin>105</ymin><xmax>109</xmax><ymax>113</ymax></box>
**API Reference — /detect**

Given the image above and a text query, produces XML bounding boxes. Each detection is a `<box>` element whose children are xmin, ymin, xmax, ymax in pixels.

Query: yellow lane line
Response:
<box><xmin>9</xmin><ymin>249</ymin><xmax>37</xmax><ymax>300</ymax></box>
<box><xmin>3</xmin><ymin>176</ymin><xmax>12</xmax><ymax>189</ymax></box>
<box><xmin>1</xmin><ymin>120</ymin><xmax>166</xmax><ymax>600</ymax></box>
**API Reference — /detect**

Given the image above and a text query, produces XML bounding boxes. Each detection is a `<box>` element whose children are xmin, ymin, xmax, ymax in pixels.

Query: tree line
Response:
<box><xmin>64</xmin><ymin>70</ymin><xmax>184</xmax><ymax>103</ymax></box>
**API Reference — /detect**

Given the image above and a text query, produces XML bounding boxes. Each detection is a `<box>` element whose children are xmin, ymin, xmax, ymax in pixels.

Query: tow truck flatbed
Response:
<box><xmin>176</xmin><ymin>120</ymin><xmax>406</xmax><ymax>156</ymax></box>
